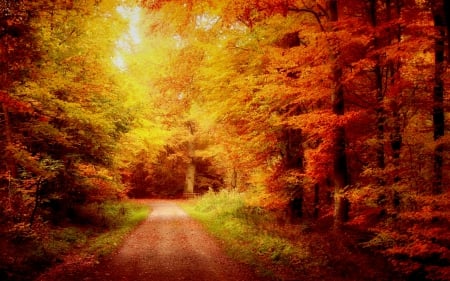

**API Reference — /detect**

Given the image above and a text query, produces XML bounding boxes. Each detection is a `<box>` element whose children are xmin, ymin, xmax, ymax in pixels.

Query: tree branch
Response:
<box><xmin>287</xmin><ymin>7</ymin><xmax>325</xmax><ymax>31</ymax></box>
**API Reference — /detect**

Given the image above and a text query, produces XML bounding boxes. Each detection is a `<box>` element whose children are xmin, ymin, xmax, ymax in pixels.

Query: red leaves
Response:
<box><xmin>0</xmin><ymin>90</ymin><xmax>32</xmax><ymax>113</ymax></box>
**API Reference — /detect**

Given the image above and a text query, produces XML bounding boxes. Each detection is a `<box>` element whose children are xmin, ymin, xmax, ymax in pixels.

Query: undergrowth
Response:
<box><xmin>86</xmin><ymin>201</ymin><xmax>149</xmax><ymax>258</ymax></box>
<box><xmin>183</xmin><ymin>190</ymin><xmax>310</xmax><ymax>280</ymax></box>
<box><xmin>183</xmin><ymin>190</ymin><xmax>402</xmax><ymax>281</ymax></box>
<box><xmin>0</xmin><ymin>200</ymin><xmax>149</xmax><ymax>281</ymax></box>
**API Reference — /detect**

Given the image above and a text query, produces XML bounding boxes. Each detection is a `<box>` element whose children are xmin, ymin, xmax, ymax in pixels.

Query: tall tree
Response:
<box><xmin>368</xmin><ymin>0</ymin><xmax>387</xmax><ymax>171</ymax></box>
<box><xmin>431</xmin><ymin>0</ymin><xmax>447</xmax><ymax>193</ymax></box>
<box><xmin>326</xmin><ymin>0</ymin><xmax>350</xmax><ymax>227</ymax></box>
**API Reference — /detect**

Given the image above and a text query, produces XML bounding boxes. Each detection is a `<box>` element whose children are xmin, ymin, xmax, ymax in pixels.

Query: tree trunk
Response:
<box><xmin>333</xmin><ymin>126</ymin><xmax>350</xmax><ymax>227</ymax></box>
<box><xmin>327</xmin><ymin>0</ymin><xmax>350</xmax><ymax>228</ymax></box>
<box><xmin>230</xmin><ymin>167</ymin><xmax>237</xmax><ymax>189</ymax></box>
<box><xmin>185</xmin><ymin>122</ymin><xmax>196</xmax><ymax>196</ymax></box>
<box><xmin>185</xmin><ymin>161</ymin><xmax>196</xmax><ymax>194</ymax></box>
<box><xmin>2</xmin><ymin>103</ymin><xmax>17</xmax><ymax>178</ymax></box>
<box><xmin>313</xmin><ymin>183</ymin><xmax>320</xmax><ymax>219</ymax></box>
<box><xmin>432</xmin><ymin>1</ymin><xmax>446</xmax><ymax>193</ymax></box>
<box><xmin>185</xmin><ymin>138</ymin><xmax>196</xmax><ymax>194</ymax></box>
<box><xmin>335</xmin><ymin>192</ymin><xmax>350</xmax><ymax>223</ymax></box>
<box><xmin>369</xmin><ymin>0</ymin><xmax>386</xmax><ymax>170</ymax></box>
<box><xmin>288</xmin><ymin>186</ymin><xmax>303</xmax><ymax>223</ymax></box>
<box><xmin>326</xmin><ymin>0</ymin><xmax>338</xmax><ymax>21</ymax></box>
<box><xmin>375</xmin><ymin>64</ymin><xmax>386</xmax><ymax>170</ymax></box>
<box><xmin>30</xmin><ymin>179</ymin><xmax>43</xmax><ymax>226</ymax></box>
<box><xmin>390</xmin><ymin>103</ymin><xmax>402</xmax><ymax>184</ymax></box>
<box><xmin>281</xmin><ymin>117</ymin><xmax>305</xmax><ymax>218</ymax></box>
<box><xmin>283</xmin><ymin>127</ymin><xmax>304</xmax><ymax>169</ymax></box>
<box><xmin>385</xmin><ymin>0</ymin><xmax>403</xmax><ymax>186</ymax></box>
<box><xmin>445</xmin><ymin>1</ymin><xmax>450</xmax><ymax>62</ymax></box>
<box><xmin>433</xmin><ymin>145</ymin><xmax>443</xmax><ymax>194</ymax></box>
<box><xmin>390</xmin><ymin>105</ymin><xmax>402</xmax><ymax>162</ymax></box>
<box><xmin>368</xmin><ymin>0</ymin><xmax>377</xmax><ymax>27</ymax></box>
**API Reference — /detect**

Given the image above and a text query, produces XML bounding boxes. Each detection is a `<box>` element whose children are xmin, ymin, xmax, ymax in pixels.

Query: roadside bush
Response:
<box><xmin>69</xmin><ymin>201</ymin><xmax>142</xmax><ymax>229</ymax></box>
<box><xmin>87</xmin><ymin>201</ymin><xmax>149</xmax><ymax>258</ymax></box>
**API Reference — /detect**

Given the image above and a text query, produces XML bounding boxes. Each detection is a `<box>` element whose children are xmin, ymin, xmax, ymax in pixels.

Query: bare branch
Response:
<box><xmin>287</xmin><ymin>6</ymin><xmax>325</xmax><ymax>31</ymax></box>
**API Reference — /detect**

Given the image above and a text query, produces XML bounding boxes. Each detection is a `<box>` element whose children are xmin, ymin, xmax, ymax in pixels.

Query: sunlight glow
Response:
<box><xmin>117</xmin><ymin>5</ymin><xmax>142</xmax><ymax>45</ymax></box>
<box><xmin>116</xmin><ymin>37</ymin><xmax>132</xmax><ymax>52</ymax></box>
<box><xmin>112</xmin><ymin>5</ymin><xmax>143</xmax><ymax>70</ymax></box>
<box><xmin>195</xmin><ymin>13</ymin><xmax>220</xmax><ymax>31</ymax></box>
<box><xmin>173</xmin><ymin>34</ymin><xmax>186</xmax><ymax>49</ymax></box>
<box><xmin>112</xmin><ymin>53</ymin><xmax>127</xmax><ymax>71</ymax></box>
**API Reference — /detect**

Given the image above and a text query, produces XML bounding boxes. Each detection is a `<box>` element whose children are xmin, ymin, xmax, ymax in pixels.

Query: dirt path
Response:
<box><xmin>39</xmin><ymin>200</ymin><xmax>267</xmax><ymax>281</ymax></box>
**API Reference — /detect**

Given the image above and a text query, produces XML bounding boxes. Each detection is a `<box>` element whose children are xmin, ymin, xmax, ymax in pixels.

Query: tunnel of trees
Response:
<box><xmin>1</xmin><ymin>0</ymin><xmax>450</xmax><ymax>280</ymax></box>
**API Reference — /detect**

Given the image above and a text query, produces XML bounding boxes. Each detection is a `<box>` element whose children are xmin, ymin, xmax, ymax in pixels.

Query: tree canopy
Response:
<box><xmin>1</xmin><ymin>0</ymin><xmax>450</xmax><ymax>280</ymax></box>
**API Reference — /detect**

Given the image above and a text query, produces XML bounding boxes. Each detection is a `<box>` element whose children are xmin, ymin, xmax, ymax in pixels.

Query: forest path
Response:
<box><xmin>39</xmin><ymin>200</ymin><xmax>266</xmax><ymax>281</ymax></box>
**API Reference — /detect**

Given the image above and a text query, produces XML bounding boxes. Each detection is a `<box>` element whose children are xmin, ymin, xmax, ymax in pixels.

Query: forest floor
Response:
<box><xmin>35</xmin><ymin>200</ymin><xmax>267</xmax><ymax>281</ymax></box>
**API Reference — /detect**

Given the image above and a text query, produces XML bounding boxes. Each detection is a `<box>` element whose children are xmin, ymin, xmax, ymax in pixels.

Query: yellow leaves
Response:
<box><xmin>98</xmin><ymin>0</ymin><xmax>128</xmax><ymax>13</ymax></box>
<box><xmin>75</xmin><ymin>162</ymin><xmax>114</xmax><ymax>181</ymax></box>
<box><xmin>188</xmin><ymin>102</ymin><xmax>218</xmax><ymax>132</ymax></box>
<box><xmin>115</xmin><ymin>118</ymin><xmax>173</xmax><ymax>167</ymax></box>
<box><xmin>8</xmin><ymin>144</ymin><xmax>63</xmax><ymax>180</ymax></box>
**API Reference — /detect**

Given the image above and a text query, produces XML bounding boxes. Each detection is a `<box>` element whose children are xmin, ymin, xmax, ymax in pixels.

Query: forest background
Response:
<box><xmin>1</xmin><ymin>0</ymin><xmax>450</xmax><ymax>280</ymax></box>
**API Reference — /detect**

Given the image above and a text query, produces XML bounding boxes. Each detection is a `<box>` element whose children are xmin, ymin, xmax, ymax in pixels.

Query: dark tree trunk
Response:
<box><xmin>313</xmin><ymin>183</ymin><xmax>320</xmax><ymax>219</ymax></box>
<box><xmin>432</xmin><ymin>1</ymin><xmax>446</xmax><ymax>193</ymax></box>
<box><xmin>369</xmin><ymin>0</ymin><xmax>386</xmax><ymax>170</ymax></box>
<box><xmin>433</xmin><ymin>146</ymin><xmax>443</xmax><ymax>194</ymax></box>
<box><xmin>386</xmin><ymin>0</ymin><xmax>403</xmax><ymax>185</ymax></box>
<box><xmin>445</xmin><ymin>0</ymin><xmax>450</xmax><ymax>62</ymax></box>
<box><xmin>386</xmin><ymin>0</ymin><xmax>391</xmax><ymax>20</ymax></box>
<box><xmin>333</xmin><ymin>126</ymin><xmax>350</xmax><ymax>226</ymax></box>
<box><xmin>390</xmin><ymin>105</ymin><xmax>402</xmax><ymax>161</ymax></box>
<box><xmin>375</xmin><ymin>65</ymin><xmax>386</xmax><ymax>170</ymax></box>
<box><xmin>29</xmin><ymin>179</ymin><xmax>43</xmax><ymax>226</ymax></box>
<box><xmin>390</xmin><ymin>99</ymin><xmax>402</xmax><ymax>186</ymax></box>
<box><xmin>335</xmin><ymin>194</ymin><xmax>350</xmax><ymax>223</ymax></box>
<box><xmin>368</xmin><ymin>0</ymin><xmax>377</xmax><ymax>26</ymax></box>
<box><xmin>326</xmin><ymin>0</ymin><xmax>338</xmax><ymax>21</ymax></box>
<box><xmin>281</xmin><ymin>126</ymin><xmax>305</xmax><ymax>220</ymax></box>
<box><xmin>2</xmin><ymin>103</ymin><xmax>17</xmax><ymax>178</ymax></box>
<box><xmin>333</xmin><ymin>127</ymin><xmax>349</xmax><ymax>188</ymax></box>
<box><xmin>282</xmin><ymin>127</ymin><xmax>304</xmax><ymax>170</ymax></box>
<box><xmin>288</xmin><ymin>187</ymin><xmax>304</xmax><ymax>223</ymax></box>
<box><xmin>327</xmin><ymin>0</ymin><xmax>350</xmax><ymax>228</ymax></box>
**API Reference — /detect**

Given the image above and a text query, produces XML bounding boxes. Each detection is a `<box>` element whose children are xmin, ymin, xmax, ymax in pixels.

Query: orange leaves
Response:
<box><xmin>0</xmin><ymin>91</ymin><xmax>32</xmax><ymax>113</ymax></box>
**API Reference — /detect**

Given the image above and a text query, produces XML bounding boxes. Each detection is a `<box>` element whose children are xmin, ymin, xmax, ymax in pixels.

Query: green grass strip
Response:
<box><xmin>183</xmin><ymin>190</ymin><xmax>309</xmax><ymax>279</ymax></box>
<box><xmin>86</xmin><ymin>201</ymin><xmax>150</xmax><ymax>258</ymax></box>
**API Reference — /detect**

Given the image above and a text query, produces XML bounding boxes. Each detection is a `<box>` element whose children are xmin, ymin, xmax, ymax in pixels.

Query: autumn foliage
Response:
<box><xmin>1</xmin><ymin>0</ymin><xmax>450</xmax><ymax>280</ymax></box>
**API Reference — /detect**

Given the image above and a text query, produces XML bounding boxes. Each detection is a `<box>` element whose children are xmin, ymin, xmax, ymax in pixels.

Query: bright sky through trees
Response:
<box><xmin>195</xmin><ymin>14</ymin><xmax>220</xmax><ymax>30</ymax></box>
<box><xmin>113</xmin><ymin>5</ymin><xmax>143</xmax><ymax>70</ymax></box>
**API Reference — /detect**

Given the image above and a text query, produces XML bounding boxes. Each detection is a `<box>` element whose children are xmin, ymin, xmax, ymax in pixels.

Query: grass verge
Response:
<box><xmin>182</xmin><ymin>190</ymin><xmax>310</xmax><ymax>280</ymax></box>
<box><xmin>83</xmin><ymin>201</ymin><xmax>150</xmax><ymax>258</ymax></box>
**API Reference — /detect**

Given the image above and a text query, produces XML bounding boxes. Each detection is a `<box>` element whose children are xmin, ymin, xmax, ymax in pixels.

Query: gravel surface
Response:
<box><xmin>37</xmin><ymin>200</ymin><xmax>267</xmax><ymax>281</ymax></box>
